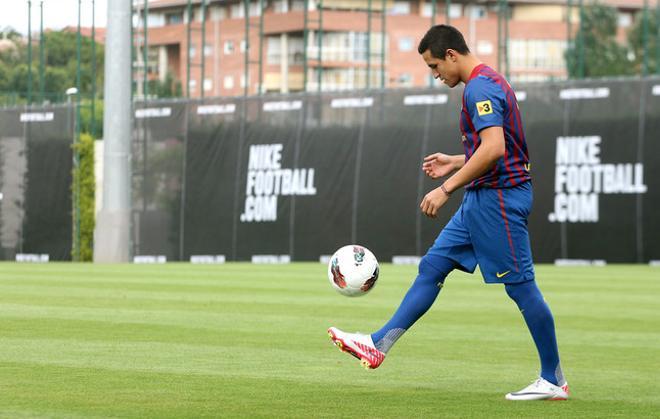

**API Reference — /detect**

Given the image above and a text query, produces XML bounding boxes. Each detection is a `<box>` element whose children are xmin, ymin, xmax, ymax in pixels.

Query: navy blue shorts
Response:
<box><xmin>426</xmin><ymin>181</ymin><xmax>535</xmax><ymax>284</ymax></box>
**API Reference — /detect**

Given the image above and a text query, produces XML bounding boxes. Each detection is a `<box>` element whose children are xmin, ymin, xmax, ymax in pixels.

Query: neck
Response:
<box><xmin>459</xmin><ymin>55</ymin><xmax>484</xmax><ymax>84</ymax></box>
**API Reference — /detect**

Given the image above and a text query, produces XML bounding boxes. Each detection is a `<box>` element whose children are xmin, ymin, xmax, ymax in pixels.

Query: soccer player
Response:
<box><xmin>328</xmin><ymin>25</ymin><xmax>569</xmax><ymax>401</ymax></box>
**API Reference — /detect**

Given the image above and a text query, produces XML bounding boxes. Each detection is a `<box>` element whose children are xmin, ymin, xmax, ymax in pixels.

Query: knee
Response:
<box><xmin>505</xmin><ymin>280</ymin><xmax>542</xmax><ymax>305</ymax></box>
<box><xmin>417</xmin><ymin>256</ymin><xmax>454</xmax><ymax>284</ymax></box>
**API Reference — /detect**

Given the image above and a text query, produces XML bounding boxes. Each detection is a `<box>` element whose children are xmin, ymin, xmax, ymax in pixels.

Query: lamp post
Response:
<box><xmin>66</xmin><ymin>87</ymin><xmax>80</xmax><ymax>261</ymax></box>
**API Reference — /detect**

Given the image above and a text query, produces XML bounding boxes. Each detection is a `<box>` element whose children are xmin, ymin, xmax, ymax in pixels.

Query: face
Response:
<box><xmin>421</xmin><ymin>49</ymin><xmax>461</xmax><ymax>88</ymax></box>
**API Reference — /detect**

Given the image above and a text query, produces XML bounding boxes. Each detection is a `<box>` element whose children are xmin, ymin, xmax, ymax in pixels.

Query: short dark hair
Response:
<box><xmin>417</xmin><ymin>25</ymin><xmax>470</xmax><ymax>58</ymax></box>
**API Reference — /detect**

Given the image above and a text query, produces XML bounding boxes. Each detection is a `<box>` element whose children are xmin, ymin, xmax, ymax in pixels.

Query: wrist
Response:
<box><xmin>440</xmin><ymin>183</ymin><xmax>452</xmax><ymax>197</ymax></box>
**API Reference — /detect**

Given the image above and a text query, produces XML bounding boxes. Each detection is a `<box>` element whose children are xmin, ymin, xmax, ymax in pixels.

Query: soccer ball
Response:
<box><xmin>327</xmin><ymin>245</ymin><xmax>379</xmax><ymax>297</ymax></box>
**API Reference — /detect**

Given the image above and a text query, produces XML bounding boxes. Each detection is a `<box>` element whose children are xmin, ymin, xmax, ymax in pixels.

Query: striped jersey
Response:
<box><xmin>460</xmin><ymin>64</ymin><xmax>531</xmax><ymax>189</ymax></box>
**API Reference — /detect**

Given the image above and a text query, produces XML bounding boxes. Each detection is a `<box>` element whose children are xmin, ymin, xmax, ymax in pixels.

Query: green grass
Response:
<box><xmin>0</xmin><ymin>263</ymin><xmax>658</xmax><ymax>418</ymax></box>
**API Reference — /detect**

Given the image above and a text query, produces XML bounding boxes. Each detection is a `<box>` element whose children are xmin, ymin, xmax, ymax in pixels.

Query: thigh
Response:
<box><xmin>466</xmin><ymin>182</ymin><xmax>535</xmax><ymax>284</ymax></box>
<box><xmin>426</xmin><ymin>204</ymin><xmax>478</xmax><ymax>274</ymax></box>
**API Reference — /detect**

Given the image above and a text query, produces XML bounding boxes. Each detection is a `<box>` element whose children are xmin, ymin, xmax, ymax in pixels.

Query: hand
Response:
<box><xmin>422</xmin><ymin>153</ymin><xmax>456</xmax><ymax>179</ymax></box>
<box><xmin>420</xmin><ymin>186</ymin><xmax>450</xmax><ymax>218</ymax></box>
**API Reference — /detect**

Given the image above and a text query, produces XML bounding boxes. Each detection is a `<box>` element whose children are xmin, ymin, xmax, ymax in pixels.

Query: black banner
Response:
<box><xmin>130</xmin><ymin>78</ymin><xmax>660</xmax><ymax>263</ymax></box>
<box><xmin>2</xmin><ymin>77</ymin><xmax>658</xmax><ymax>263</ymax></box>
<box><xmin>0</xmin><ymin>105</ymin><xmax>73</xmax><ymax>261</ymax></box>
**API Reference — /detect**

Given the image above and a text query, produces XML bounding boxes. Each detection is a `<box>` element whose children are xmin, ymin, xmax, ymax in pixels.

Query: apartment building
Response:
<box><xmin>132</xmin><ymin>0</ymin><xmax>646</xmax><ymax>97</ymax></box>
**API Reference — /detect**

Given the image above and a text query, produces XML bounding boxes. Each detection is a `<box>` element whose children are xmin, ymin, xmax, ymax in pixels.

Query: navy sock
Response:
<box><xmin>371</xmin><ymin>256</ymin><xmax>455</xmax><ymax>353</ymax></box>
<box><xmin>505</xmin><ymin>280</ymin><xmax>564</xmax><ymax>386</ymax></box>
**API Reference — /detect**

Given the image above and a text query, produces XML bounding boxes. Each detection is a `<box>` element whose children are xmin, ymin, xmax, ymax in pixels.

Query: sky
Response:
<box><xmin>1</xmin><ymin>0</ymin><xmax>108</xmax><ymax>35</ymax></box>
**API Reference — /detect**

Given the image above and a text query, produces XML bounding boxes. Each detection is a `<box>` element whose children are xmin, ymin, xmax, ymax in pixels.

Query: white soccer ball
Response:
<box><xmin>327</xmin><ymin>245</ymin><xmax>379</xmax><ymax>297</ymax></box>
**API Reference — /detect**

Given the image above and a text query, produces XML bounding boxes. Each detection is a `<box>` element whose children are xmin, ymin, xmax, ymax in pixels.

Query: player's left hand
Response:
<box><xmin>420</xmin><ymin>187</ymin><xmax>449</xmax><ymax>218</ymax></box>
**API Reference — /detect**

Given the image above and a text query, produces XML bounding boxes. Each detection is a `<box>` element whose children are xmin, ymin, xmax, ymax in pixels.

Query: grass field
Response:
<box><xmin>0</xmin><ymin>263</ymin><xmax>658</xmax><ymax>418</ymax></box>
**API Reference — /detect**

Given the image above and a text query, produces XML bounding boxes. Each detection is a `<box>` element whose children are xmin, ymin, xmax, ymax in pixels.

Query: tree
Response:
<box><xmin>149</xmin><ymin>72</ymin><xmax>183</xmax><ymax>98</ymax></box>
<box><xmin>0</xmin><ymin>26</ymin><xmax>23</xmax><ymax>42</ymax></box>
<box><xmin>0</xmin><ymin>28</ymin><xmax>104</xmax><ymax>103</ymax></box>
<box><xmin>628</xmin><ymin>9</ymin><xmax>659</xmax><ymax>75</ymax></box>
<box><xmin>565</xmin><ymin>3</ymin><xmax>633</xmax><ymax>78</ymax></box>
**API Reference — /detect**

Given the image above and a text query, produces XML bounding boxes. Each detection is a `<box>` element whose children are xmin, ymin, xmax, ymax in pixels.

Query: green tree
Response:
<box><xmin>0</xmin><ymin>26</ymin><xmax>22</xmax><ymax>42</ymax></box>
<box><xmin>628</xmin><ymin>9</ymin><xmax>659</xmax><ymax>75</ymax></box>
<box><xmin>565</xmin><ymin>3</ymin><xmax>633</xmax><ymax>78</ymax></box>
<box><xmin>148</xmin><ymin>72</ymin><xmax>183</xmax><ymax>98</ymax></box>
<box><xmin>79</xmin><ymin>99</ymin><xmax>104</xmax><ymax>138</ymax></box>
<box><xmin>0</xmin><ymin>28</ymin><xmax>104</xmax><ymax>103</ymax></box>
<box><xmin>72</xmin><ymin>134</ymin><xmax>96</xmax><ymax>262</ymax></box>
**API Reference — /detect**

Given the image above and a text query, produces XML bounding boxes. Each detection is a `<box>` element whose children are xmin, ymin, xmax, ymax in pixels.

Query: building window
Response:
<box><xmin>291</xmin><ymin>0</ymin><xmax>305</xmax><ymax>11</ymax></box>
<box><xmin>398</xmin><ymin>37</ymin><xmax>414</xmax><ymax>52</ymax></box>
<box><xmin>203</xmin><ymin>79</ymin><xmax>213</xmax><ymax>92</ymax></box>
<box><xmin>194</xmin><ymin>7</ymin><xmax>206</xmax><ymax>22</ymax></box>
<box><xmin>289</xmin><ymin>37</ymin><xmax>304</xmax><ymax>65</ymax></box>
<box><xmin>267</xmin><ymin>36</ymin><xmax>281</xmax><ymax>64</ymax></box>
<box><xmin>391</xmin><ymin>1</ymin><xmax>411</xmax><ymax>15</ymax></box>
<box><xmin>189</xmin><ymin>45</ymin><xmax>196</xmax><ymax>58</ymax></box>
<box><xmin>210</xmin><ymin>6</ymin><xmax>226</xmax><ymax>21</ymax></box>
<box><xmin>423</xmin><ymin>3</ymin><xmax>462</xmax><ymax>18</ymax></box>
<box><xmin>240</xmin><ymin>40</ymin><xmax>247</xmax><ymax>53</ymax></box>
<box><xmin>352</xmin><ymin>32</ymin><xmax>385</xmax><ymax>62</ymax></box>
<box><xmin>224</xmin><ymin>40</ymin><xmax>234</xmax><ymax>54</ymax></box>
<box><xmin>448</xmin><ymin>4</ymin><xmax>462</xmax><ymax>19</ymax></box>
<box><xmin>249</xmin><ymin>2</ymin><xmax>263</xmax><ymax>16</ymax></box>
<box><xmin>203</xmin><ymin>45</ymin><xmax>212</xmax><ymax>57</ymax></box>
<box><xmin>509</xmin><ymin>39</ymin><xmax>566</xmax><ymax>71</ymax></box>
<box><xmin>224</xmin><ymin>76</ymin><xmax>234</xmax><ymax>89</ymax></box>
<box><xmin>165</xmin><ymin>12</ymin><xmax>183</xmax><ymax>25</ymax></box>
<box><xmin>145</xmin><ymin>47</ymin><xmax>159</xmax><ymax>75</ymax></box>
<box><xmin>469</xmin><ymin>5</ymin><xmax>487</xmax><ymax>20</ymax></box>
<box><xmin>274</xmin><ymin>0</ymin><xmax>288</xmax><ymax>13</ymax></box>
<box><xmin>147</xmin><ymin>14</ymin><xmax>165</xmax><ymax>28</ymax></box>
<box><xmin>230</xmin><ymin>4</ymin><xmax>245</xmax><ymax>18</ymax></box>
<box><xmin>188</xmin><ymin>79</ymin><xmax>197</xmax><ymax>91</ymax></box>
<box><xmin>267</xmin><ymin>36</ymin><xmax>305</xmax><ymax>65</ymax></box>
<box><xmin>307</xmin><ymin>68</ymin><xmax>385</xmax><ymax>92</ymax></box>
<box><xmin>240</xmin><ymin>74</ymin><xmax>249</xmax><ymax>88</ymax></box>
<box><xmin>476</xmin><ymin>40</ymin><xmax>493</xmax><ymax>56</ymax></box>
<box><xmin>310</xmin><ymin>32</ymin><xmax>386</xmax><ymax>63</ymax></box>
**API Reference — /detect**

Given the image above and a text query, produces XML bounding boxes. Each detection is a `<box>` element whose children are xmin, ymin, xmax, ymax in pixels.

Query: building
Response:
<box><xmin>132</xmin><ymin>0</ymin><xmax>647</xmax><ymax>98</ymax></box>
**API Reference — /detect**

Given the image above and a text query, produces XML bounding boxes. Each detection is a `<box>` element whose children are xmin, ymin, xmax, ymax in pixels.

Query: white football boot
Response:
<box><xmin>505</xmin><ymin>377</ymin><xmax>570</xmax><ymax>401</ymax></box>
<box><xmin>327</xmin><ymin>327</ymin><xmax>385</xmax><ymax>369</ymax></box>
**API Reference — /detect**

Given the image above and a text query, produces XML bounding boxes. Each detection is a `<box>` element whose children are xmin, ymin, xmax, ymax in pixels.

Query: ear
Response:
<box><xmin>446</xmin><ymin>49</ymin><xmax>459</xmax><ymax>62</ymax></box>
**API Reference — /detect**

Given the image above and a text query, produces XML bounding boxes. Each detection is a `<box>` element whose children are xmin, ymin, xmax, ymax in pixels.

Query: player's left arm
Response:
<box><xmin>442</xmin><ymin>126</ymin><xmax>504</xmax><ymax>189</ymax></box>
<box><xmin>420</xmin><ymin>78</ymin><xmax>506</xmax><ymax>218</ymax></box>
<box><xmin>420</xmin><ymin>128</ymin><xmax>504</xmax><ymax>217</ymax></box>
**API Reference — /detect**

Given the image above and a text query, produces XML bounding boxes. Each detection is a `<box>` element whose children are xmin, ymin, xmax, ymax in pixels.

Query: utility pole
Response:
<box><xmin>91</xmin><ymin>0</ymin><xmax>96</xmax><ymax>138</ymax></box>
<box><xmin>27</xmin><ymin>0</ymin><xmax>32</xmax><ymax>105</ymax></box>
<box><xmin>39</xmin><ymin>0</ymin><xmax>44</xmax><ymax>103</ymax></box>
<box><xmin>95</xmin><ymin>0</ymin><xmax>132</xmax><ymax>263</ymax></box>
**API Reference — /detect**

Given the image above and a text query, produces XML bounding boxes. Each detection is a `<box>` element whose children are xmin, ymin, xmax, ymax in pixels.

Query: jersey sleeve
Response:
<box><xmin>465</xmin><ymin>76</ymin><xmax>506</xmax><ymax>132</ymax></box>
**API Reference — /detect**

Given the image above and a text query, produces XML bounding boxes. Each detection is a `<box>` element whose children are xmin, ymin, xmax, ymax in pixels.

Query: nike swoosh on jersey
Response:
<box><xmin>496</xmin><ymin>270</ymin><xmax>511</xmax><ymax>278</ymax></box>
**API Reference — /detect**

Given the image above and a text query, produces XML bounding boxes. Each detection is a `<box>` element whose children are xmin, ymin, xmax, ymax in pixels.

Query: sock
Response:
<box><xmin>505</xmin><ymin>280</ymin><xmax>564</xmax><ymax>386</ymax></box>
<box><xmin>371</xmin><ymin>256</ymin><xmax>455</xmax><ymax>353</ymax></box>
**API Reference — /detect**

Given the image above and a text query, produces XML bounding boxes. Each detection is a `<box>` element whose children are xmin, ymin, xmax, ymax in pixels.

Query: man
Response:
<box><xmin>327</xmin><ymin>25</ymin><xmax>569</xmax><ymax>401</ymax></box>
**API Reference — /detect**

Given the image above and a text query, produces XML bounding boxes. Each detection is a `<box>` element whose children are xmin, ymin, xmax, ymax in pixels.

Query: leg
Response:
<box><xmin>505</xmin><ymin>280</ymin><xmax>564</xmax><ymax>386</ymax></box>
<box><xmin>465</xmin><ymin>183</ymin><xmax>568</xmax><ymax>398</ymax></box>
<box><xmin>328</xmin><ymin>205</ymin><xmax>476</xmax><ymax>369</ymax></box>
<box><xmin>371</xmin><ymin>255</ymin><xmax>456</xmax><ymax>353</ymax></box>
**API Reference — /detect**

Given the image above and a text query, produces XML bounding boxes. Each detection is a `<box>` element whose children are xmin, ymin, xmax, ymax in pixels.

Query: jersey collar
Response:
<box><xmin>467</xmin><ymin>63</ymin><xmax>486</xmax><ymax>83</ymax></box>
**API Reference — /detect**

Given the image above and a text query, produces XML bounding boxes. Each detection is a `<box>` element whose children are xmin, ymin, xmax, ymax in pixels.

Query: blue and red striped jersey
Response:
<box><xmin>460</xmin><ymin>64</ymin><xmax>531</xmax><ymax>189</ymax></box>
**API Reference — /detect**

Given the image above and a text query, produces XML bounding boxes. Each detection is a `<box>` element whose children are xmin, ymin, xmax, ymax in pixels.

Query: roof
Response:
<box><xmin>62</xmin><ymin>26</ymin><xmax>107</xmax><ymax>44</ymax></box>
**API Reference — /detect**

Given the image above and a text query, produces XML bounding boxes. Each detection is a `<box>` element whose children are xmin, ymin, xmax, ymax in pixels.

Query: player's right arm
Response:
<box><xmin>422</xmin><ymin>153</ymin><xmax>465</xmax><ymax>179</ymax></box>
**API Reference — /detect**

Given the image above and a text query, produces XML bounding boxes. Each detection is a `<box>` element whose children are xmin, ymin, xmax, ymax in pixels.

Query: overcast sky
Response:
<box><xmin>1</xmin><ymin>0</ymin><xmax>108</xmax><ymax>35</ymax></box>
